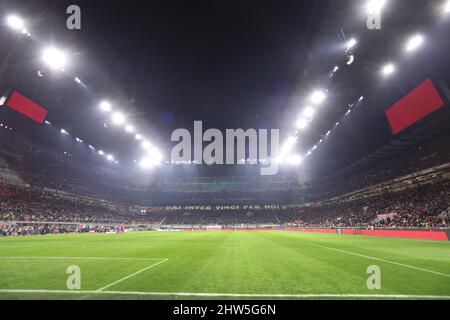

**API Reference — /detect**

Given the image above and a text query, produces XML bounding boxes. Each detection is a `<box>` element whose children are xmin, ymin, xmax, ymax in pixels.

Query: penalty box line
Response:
<box><xmin>95</xmin><ymin>259</ymin><xmax>169</xmax><ymax>292</ymax></box>
<box><xmin>0</xmin><ymin>289</ymin><xmax>449</xmax><ymax>300</ymax></box>
<box><xmin>310</xmin><ymin>244</ymin><xmax>450</xmax><ymax>279</ymax></box>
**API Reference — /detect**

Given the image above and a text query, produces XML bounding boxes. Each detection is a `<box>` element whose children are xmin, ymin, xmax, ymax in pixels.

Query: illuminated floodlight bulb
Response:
<box><xmin>42</xmin><ymin>47</ymin><xmax>67</xmax><ymax>70</ymax></box>
<box><xmin>100</xmin><ymin>101</ymin><xmax>112</xmax><ymax>112</ymax></box>
<box><xmin>311</xmin><ymin>90</ymin><xmax>326</xmax><ymax>104</ymax></box>
<box><xmin>142</xmin><ymin>140</ymin><xmax>151</xmax><ymax>150</ymax></box>
<box><xmin>302</xmin><ymin>107</ymin><xmax>315</xmax><ymax>118</ymax></box>
<box><xmin>405</xmin><ymin>34</ymin><xmax>424</xmax><ymax>52</ymax></box>
<box><xmin>286</xmin><ymin>154</ymin><xmax>303</xmax><ymax>166</ymax></box>
<box><xmin>296</xmin><ymin>118</ymin><xmax>309</xmax><ymax>130</ymax></box>
<box><xmin>111</xmin><ymin>112</ymin><xmax>125</xmax><ymax>125</ymax></box>
<box><xmin>347</xmin><ymin>38</ymin><xmax>357</xmax><ymax>49</ymax></box>
<box><xmin>382</xmin><ymin>63</ymin><xmax>395</xmax><ymax>76</ymax></box>
<box><xmin>125</xmin><ymin>124</ymin><xmax>135</xmax><ymax>133</ymax></box>
<box><xmin>6</xmin><ymin>15</ymin><xmax>25</xmax><ymax>31</ymax></box>
<box><xmin>367</xmin><ymin>0</ymin><xmax>387</xmax><ymax>14</ymax></box>
<box><xmin>107</xmin><ymin>154</ymin><xmax>114</xmax><ymax>161</ymax></box>
<box><xmin>135</xmin><ymin>134</ymin><xmax>143</xmax><ymax>140</ymax></box>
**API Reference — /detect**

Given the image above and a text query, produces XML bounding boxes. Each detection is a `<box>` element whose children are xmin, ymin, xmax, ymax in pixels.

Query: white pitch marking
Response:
<box><xmin>0</xmin><ymin>256</ymin><xmax>165</xmax><ymax>261</ymax></box>
<box><xmin>0</xmin><ymin>289</ymin><xmax>449</xmax><ymax>299</ymax></box>
<box><xmin>95</xmin><ymin>259</ymin><xmax>169</xmax><ymax>292</ymax></box>
<box><xmin>311</xmin><ymin>244</ymin><xmax>450</xmax><ymax>278</ymax></box>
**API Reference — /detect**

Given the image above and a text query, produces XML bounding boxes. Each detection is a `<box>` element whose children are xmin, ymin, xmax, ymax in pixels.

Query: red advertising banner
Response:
<box><xmin>386</xmin><ymin>79</ymin><xmax>445</xmax><ymax>135</ymax></box>
<box><xmin>6</xmin><ymin>91</ymin><xmax>48</xmax><ymax>124</ymax></box>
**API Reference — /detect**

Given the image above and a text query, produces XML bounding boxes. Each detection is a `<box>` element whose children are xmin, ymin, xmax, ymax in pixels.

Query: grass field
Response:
<box><xmin>0</xmin><ymin>231</ymin><xmax>449</xmax><ymax>300</ymax></box>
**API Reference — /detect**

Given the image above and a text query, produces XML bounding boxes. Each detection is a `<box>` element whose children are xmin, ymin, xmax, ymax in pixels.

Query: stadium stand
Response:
<box><xmin>0</xmin><ymin>126</ymin><xmax>449</xmax><ymax>235</ymax></box>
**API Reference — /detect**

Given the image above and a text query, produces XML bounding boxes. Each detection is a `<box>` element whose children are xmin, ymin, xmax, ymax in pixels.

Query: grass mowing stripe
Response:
<box><xmin>95</xmin><ymin>259</ymin><xmax>169</xmax><ymax>292</ymax></box>
<box><xmin>0</xmin><ymin>289</ymin><xmax>449</xmax><ymax>299</ymax></box>
<box><xmin>311</xmin><ymin>244</ymin><xmax>450</xmax><ymax>278</ymax></box>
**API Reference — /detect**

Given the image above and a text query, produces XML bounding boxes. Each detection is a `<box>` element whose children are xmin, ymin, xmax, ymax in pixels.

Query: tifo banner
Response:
<box><xmin>165</xmin><ymin>204</ymin><xmax>289</xmax><ymax>211</ymax></box>
<box><xmin>385</xmin><ymin>79</ymin><xmax>445</xmax><ymax>135</ymax></box>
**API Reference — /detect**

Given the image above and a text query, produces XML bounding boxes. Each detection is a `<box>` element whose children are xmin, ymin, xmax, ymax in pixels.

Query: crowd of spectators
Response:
<box><xmin>0</xmin><ymin>126</ymin><xmax>449</xmax><ymax>236</ymax></box>
<box><xmin>306</xmin><ymin>132</ymin><xmax>450</xmax><ymax>202</ymax></box>
<box><xmin>0</xmin><ymin>186</ymin><xmax>165</xmax><ymax>227</ymax></box>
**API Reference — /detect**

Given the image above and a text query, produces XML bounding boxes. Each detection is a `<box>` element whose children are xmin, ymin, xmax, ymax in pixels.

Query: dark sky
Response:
<box><xmin>66</xmin><ymin>0</ymin><xmax>321</xmax><ymax>132</ymax></box>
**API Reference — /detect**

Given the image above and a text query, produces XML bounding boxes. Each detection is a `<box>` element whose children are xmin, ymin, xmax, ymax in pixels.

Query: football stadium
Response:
<box><xmin>1</xmin><ymin>0</ymin><xmax>450</xmax><ymax>304</ymax></box>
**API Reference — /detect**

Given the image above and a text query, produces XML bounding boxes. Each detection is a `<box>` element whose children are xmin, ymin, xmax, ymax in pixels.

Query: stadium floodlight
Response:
<box><xmin>6</xmin><ymin>15</ymin><xmax>25</xmax><ymax>31</ymax></box>
<box><xmin>0</xmin><ymin>96</ymin><xmax>6</xmax><ymax>106</ymax></box>
<box><xmin>405</xmin><ymin>34</ymin><xmax>424</xmax><ymax>52</ymax></box>
<box><xmin>302</xmin><ymin>106</ymin><xmax>315</xmax><ymax>118</ymax></box>
<box><xmin>149</xmin><ymin>147</ymin><xmax>163</xmax><ymax>164</ymax></box>
<box><xmin>310</xmin><ymin>90</ymin><xmax>326</xmax><ymax>104</ymax></box>
<box><xmin>107</xmin><ymin>154</ymin><xmax>114</xmax><ymax>161</ymax></box>
<box><xmin>98</xmin><ymin>150</ymin><xmax>104</xmax><ymax>155</ymax></box>
<box><xmin>75</xmin><ymin>137</ymin><xmax>83</xmax><ymax>143</ymax></box>
<box><xmin>142</xmin><ymin>140</ymin><xmax>151</xmax><ymax>150</ymax></box>
<box><xmin>346</xmin><ymin>38</ymin><xmax>357</xmax><ymax>49</ymax></box>
<box><xmin>111</xmin><ymin>112</ymin><xmax>125</xmax><ymax>125</ymax></box>
<box><xmin>139</xmin><ymin>151</ymin><xmax>162</xmax><ymax>169</ymax></box>
<box><xmin>367</xmin><ymin>0</ymin><xmax>387</xmax><ymax>14</ymax></box>
<box><xmin>89</xmin><ymin>145</ymin><xmax>95</xmax><ymax>150</ymax></box>
<box><xmin>125</xmin><ymin>124</ymin><xmax>135</xmax><ymax>133</ymax></box>
<box><xmin>296</xmin><ymin>117</ymin><xmax>309</xmax><ymax>130</ymax></box>
<box><xmin>326</xmin><ymin>130</ymin><xmax>331</xmax><ymax>136</ymax></box>
<box><xmin>99</xmin><ymin>101</ymin><xmax>112</xmax><ymax>112</ymax></box>
<box><xmin>280</xmin><ymin>136</ymin><xmax>297</xmax><ymax>157</ymax></box>
<box><xmin>60</xmin><ymin>128</ymin><xmax>69</xmax><ymax>135</ymax></box>
<box><xmin>139</xmin><ymin>157</ymin><xmax>153</xmax><ymax>169</ymax></box>
<box><xmin>359</xmin><ymin>96</ymin><xmax>364</xmax><ymax>101</ymax></box>
<box><xmin>135</xmin><ymin>134</ymin><xmax>143</xmax><ymax>140</ymax></box>
<box><xmin>42</xmin><ymin>47</ymin><xmax>67</xmax><ymax>70</ymax></box>
<box><xmin>445</xmin><ymin>0</ymin><xmax>450</xmax><ymax>13</ymax></box>
<box><xmin>382</xmin><ymin>63</ymin><xmax>395</xmax><ymax>76</ymax></box>
<box><xmin>286</xmin><ymin>154</ymin><xmax>303</xmax><ymax>166</ymax></box>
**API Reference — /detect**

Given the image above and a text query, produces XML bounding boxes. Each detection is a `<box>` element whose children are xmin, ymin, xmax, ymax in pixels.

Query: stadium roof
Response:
<box><xmin>329</xmin><ymin>107</ymin><xmax>450</xmax><ymax>179</ymax></box>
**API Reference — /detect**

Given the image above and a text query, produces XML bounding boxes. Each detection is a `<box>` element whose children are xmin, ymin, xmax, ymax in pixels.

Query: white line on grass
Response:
<box><xmin>0</xmin><ymin>256</ymin><xmax>165</xmax><ymax>261</ymax></box>
<box><xmin>311</xmin><ymin>244</ymin><xmax>450</xmax><ymax>278</ymax></box>
<box><xmin>0</xmin><ymin>289</ymin><xmax>449</xmax><ymax>299</ymax></box>
<box><xmin>95</xmin><ymin>259</ymin><xmax>169</xmax><ymax>292</ymax></box>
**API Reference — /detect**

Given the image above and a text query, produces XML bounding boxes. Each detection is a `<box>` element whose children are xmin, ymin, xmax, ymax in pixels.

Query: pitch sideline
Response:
<box><xmin>0</xmin><ymin>289</ymin><xmax>449</xmax><ymax>299</ymax></box>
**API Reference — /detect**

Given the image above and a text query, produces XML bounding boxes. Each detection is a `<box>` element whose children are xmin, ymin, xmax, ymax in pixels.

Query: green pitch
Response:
<box><xmin>0</xmin><ymin>231</ymin><xmax>449</xmax><ymax>300</ymax></box>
